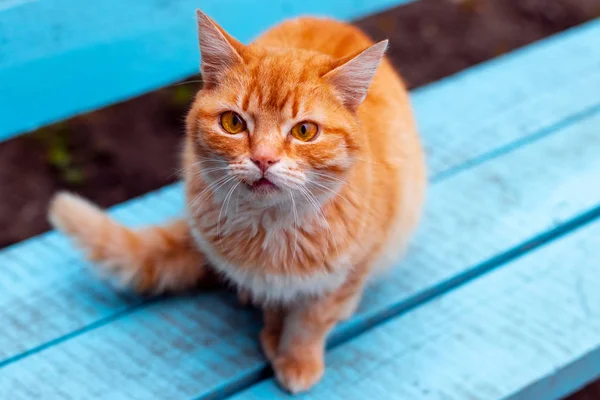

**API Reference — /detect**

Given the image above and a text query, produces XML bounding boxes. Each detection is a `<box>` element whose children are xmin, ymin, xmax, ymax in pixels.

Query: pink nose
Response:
<box><xmin>251</xmin><ymin>155</ymin><xmax>280</xmax><ymax>173</ymax></box>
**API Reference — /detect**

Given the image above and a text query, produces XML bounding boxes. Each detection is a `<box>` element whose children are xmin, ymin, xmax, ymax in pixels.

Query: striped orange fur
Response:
<box><xmin>49</xmin><ymin>10</ymin><xmax>426</xmax><ymax>393</ymax></box>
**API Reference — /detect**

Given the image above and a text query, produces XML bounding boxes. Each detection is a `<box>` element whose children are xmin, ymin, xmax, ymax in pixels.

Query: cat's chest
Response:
<box><xmin>188</xmin><ymin>209</ymin><xmax>352</xmax><ymax>303</ymax></box>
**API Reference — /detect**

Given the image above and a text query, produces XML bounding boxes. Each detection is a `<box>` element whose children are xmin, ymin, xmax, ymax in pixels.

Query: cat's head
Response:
<box><xmin>186</xmin><ymin>10</ymin><xmax>386</xmax><ymax>208</ymax></box>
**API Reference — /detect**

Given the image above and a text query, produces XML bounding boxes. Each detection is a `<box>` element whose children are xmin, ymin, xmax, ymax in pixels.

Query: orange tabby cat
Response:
<box><xmin>49</xmin><ymin>10</ymin><xmax>426</xmax><ymax>393</ymax></box>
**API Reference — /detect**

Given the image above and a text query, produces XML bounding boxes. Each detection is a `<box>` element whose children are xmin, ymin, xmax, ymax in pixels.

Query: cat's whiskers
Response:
<box><xmin>195</xmin><ymin>156</ymin><xmax>226</xmax><ymax>163</ymax></box>
<box><xmin>195</xmin><ymin>78</ymin><xmax>243</xmax><ymax>97</ymax></box>
<box><xmin>189</xmin><ymin>175</ymin><xmax>235</xmax><ymax>213</ymax></box>
<box><xmin>190</xmin><ymin>174</ymin><xmax>228</xmax><ymax>205</ymax></box>
<box><xmin>355</xmin><ymin>156</ymin><xmax>387</xmax><ymax>167</ymax></box>
<box><xmin>172</xmin><ymin>79</ymin><xmax>203</xmax><ymax>86</ymax></box>
<box><xmin>231</xmin><ymin>74</ymin><xmax>247</xmax><ymax>97</ymax></box>
<box><xmin>189</xmin><ymin>177</ymin><xmax>226</xmax><ymax>213</ymax></box>
<box><xmin>174</xmin><ymin>158</ymin><xmax>220</xmax><ymax>179</ymax></box>
<box><xmin>276</xmin><ymin>177</ymin><xmax>305</xmax><ymax>190</ymax></box>
<box><xmin>217</xmin><ymin>180</ymin><xmax>241</xmax><ymax>242</ymax></box>
<box><xmin>170</xmin><ymin>79</ymin><xmax>247</xmax><ymax>106</ymax></box>
<box><xmin>272</xmin><ymin>169</ymin><xmax>305</xmax><ymax>188</ymax></box>
<box><xmin>172</xmin><ymin>77</ymin><xmax>240</xmax><ymax>95</ymax></box>
<box><xmin>207</xmin><ymin>175</ymin><xmax>238</xmax><ymax>201</ymax></box>
<box><xmin>168</xmin><ymin>166</ymin><xmax>187</xmax><ymax>180</ymax></box>
<box><xmin>198</xmin><ymin>167</ymin><xmax>232</xmax><ymax>176</ymax></box>
<box><xmin>287</xmin><ymin>189</ymin><xmax>300</xmax><ymax>260</ymax></box>
<box><xmin>307</xmin><ymin>179</ymin><xmax>356</xmax><ymax>211</ymax></box>
<box><xmin>192</xmin><ymin>157</ymin><xmax>227</xmax><ymax>168</ymax></box>
<box><xmin>295</xmin><ymin>184</ymin><xmax>339</xmax><ymax>261</ymax></box>
<box><xmin>235</xmin><ymin>185</ymin><xmax>242</xmax><ymax>214</ymax></box>
<box><xmin>309</xmin><ymin>171</ymin><xmax>359</xmax><ymax>192</ymax></box>
<box><xmin>309</xmin><ymin>171</ymin><xmax>377</xmax><ymax>214</ymax></box>
<box><xmin>183</xmin><ymin>158</ymin><xmax>227</xmax><ymax>177</ymax></box>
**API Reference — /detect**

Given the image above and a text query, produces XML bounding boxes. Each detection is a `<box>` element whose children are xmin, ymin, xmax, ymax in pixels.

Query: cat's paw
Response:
<box><xmin>273</xmin><ymin>352</ymin><xmax>324</xmax><ymax>394</ymax></box>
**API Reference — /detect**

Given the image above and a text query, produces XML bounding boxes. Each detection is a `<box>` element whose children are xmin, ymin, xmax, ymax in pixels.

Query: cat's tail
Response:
<box><xmin>48</xmin><ymin>192</ymin><xmax>211</xmax><ymax>294</ymax></box>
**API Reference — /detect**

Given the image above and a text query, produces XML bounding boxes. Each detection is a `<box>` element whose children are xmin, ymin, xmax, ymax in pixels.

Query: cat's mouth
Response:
<box><xmin>247</xmin><ymin>178</ymin><xmax>278</xmax><ymax>192</ymax></box>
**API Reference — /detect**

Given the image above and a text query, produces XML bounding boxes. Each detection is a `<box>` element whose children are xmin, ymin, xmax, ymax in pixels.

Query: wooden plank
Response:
<box><xmin>411</xmin><ymin>19</ymin><xmax>600</xmax><ymax>178</ymax></box>
<box><xmin>0</xmin><ymin>0</ymin><xmax>411</xmax><ymax>141</ymax></box>
<box><xmin>2</xmin><ymin>68</ymin><xmax>600</xmax><ymax>398</ymax></box>
<box><xmin>0</xmin><ymin>185</ymin><xmax>184</xmax><ymax>362</ymax></box>
<box><xmin>235</xmin><ymin>218</ymin><xmax>600</xmax><ymax>400</ymax></box>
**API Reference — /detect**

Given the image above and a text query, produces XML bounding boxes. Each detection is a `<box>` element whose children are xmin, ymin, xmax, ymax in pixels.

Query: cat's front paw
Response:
<box><xmin>273</xmin><ymin>352</ymin><xmax>324</xmax><ymax>394</ymax></box>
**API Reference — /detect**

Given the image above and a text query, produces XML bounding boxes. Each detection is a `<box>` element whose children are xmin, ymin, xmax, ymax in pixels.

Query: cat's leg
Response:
<box><xmin>237</xmin><ymin>289</ymin><xmax>253</xmax><ymax>307</ymax></box>
<box><xmin>338</xmin><ymin>290</ymin><xmax>363</xmax><ymax>321</ymax></box>
<box><xmin>49</xmin><ymin>192</ymin><xmax>213</xmax><ymax>294</ymax></box>
<box><xmin>272</xmin><ymin>275</ymin><xmax>366</xmax><ymax>393</ymax></box>
<box><xmin>260</xmin><ymin>306</ymin><xmax>284</xmax><ymax>362</ymax></box>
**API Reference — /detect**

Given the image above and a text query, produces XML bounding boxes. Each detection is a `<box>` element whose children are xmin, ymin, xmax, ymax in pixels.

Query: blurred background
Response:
<box><xmin>1</xmin><ymin>0</ymin><xmax>599</xmax><ymax>397</ymax></box>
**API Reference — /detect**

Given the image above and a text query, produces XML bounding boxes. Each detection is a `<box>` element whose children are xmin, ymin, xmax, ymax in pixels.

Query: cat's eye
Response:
<box><xmin>290</xmin><ymin>121</ymin><xmax>319</xmax><ymax>142</ymax></box>
<box><xmin>220</xmin><ymin>111</ymin><xmax>247</xmax><ymax>134</ymax></box>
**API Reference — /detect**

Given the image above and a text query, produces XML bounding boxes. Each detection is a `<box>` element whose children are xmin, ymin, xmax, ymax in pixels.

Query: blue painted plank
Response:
<box><xmin>2</xmin><ymin>72</ymin><xmax>600</xmax><ymax>398</ymax></box>
<box><xmin>0</xmin><ymin>0</ymin><xmax>411</xmax><ymax>141</ymax></box>
<box><xmin>412</xmin><ymin>19</ymin><xmax>600</xmax><ymax>178</ymax></box>
<box><xmin>236</xmin><ymin>218</ymin><xmax>600</xmax><ymax>400</ymax></box>
<box><xmin>0</xmin><ymin>185</ymin><xmax>183</xmax><ymax>361</ymax></box>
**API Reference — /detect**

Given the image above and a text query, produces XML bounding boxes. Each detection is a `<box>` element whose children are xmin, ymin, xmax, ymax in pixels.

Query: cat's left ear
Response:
<box><xmin>196</xmin><ymin>9</ymin><xmax>245</xmax><ymax>87</ymax></box>
<box><xmin>324</xmin><ymin>40</ymin><xmax>388</xmax><ymax>111</ymax></box>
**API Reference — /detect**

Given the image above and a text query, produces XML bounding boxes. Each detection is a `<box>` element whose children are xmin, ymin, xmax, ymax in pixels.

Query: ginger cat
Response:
<box><xmin>49</xmin><ymin>10</ymin><xmax>426</xmax><ymax>393</ymax></box>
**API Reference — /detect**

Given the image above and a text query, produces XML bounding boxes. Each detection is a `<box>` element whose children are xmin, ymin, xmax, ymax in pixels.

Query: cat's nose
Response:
<box><xmin>251</xmin><ymin>155</ymin><xmax>280</xmax><ymax>173</ymax></box>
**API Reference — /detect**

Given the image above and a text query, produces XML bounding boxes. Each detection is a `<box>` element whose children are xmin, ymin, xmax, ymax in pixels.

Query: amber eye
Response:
<box><xmin>220</xmin><ymin>111</ymin><xmax>247</xmax><ymax>134</ymax></box>
<box><xmin>290</xmin><ymin>122</ymin><xmax>319</xmax><ymax>142</ymax></box>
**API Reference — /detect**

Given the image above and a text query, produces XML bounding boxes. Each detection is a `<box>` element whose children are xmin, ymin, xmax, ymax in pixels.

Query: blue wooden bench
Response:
<box><xmin>2</xmin><ymin>1</ymin><xmax>600</xmax><ymax>399</ymax></box>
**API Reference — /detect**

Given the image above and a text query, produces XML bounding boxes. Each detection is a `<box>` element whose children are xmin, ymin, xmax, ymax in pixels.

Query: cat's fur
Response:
<box><xmin>49</xmin><ymin>10</ymin><xmax>426</xmax><ymax>393</ymax></box>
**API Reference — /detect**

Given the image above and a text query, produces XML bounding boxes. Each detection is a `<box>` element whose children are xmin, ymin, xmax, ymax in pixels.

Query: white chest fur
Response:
<box><xmin>188</xmin><ymin>217</ymin><xmax>350</xmax><ymax>303</ymax></box>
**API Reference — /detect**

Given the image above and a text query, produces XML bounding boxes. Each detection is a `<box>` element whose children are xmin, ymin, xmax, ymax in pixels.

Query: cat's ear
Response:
<box><xmin>196</xmin><ymin>9</ymin><xmax>244</xmax><ymax>87</ymax></box>
<box><xmin>324</xmin><ymin>40</ymin><xmax>389</xmax><ymax>111</ymax></box>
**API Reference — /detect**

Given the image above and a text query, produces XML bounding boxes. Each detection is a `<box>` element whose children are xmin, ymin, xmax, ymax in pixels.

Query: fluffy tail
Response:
<box><xmin>48</xmin><ymin>192</ymin><xmax>210</xmax><ymax>294</ymax></box>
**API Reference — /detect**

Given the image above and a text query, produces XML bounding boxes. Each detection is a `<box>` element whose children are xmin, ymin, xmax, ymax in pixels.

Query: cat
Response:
<box><xmin>48</xmin><ymin>9</ymin><xmax>426</xmax><ymax>393</ymax></box>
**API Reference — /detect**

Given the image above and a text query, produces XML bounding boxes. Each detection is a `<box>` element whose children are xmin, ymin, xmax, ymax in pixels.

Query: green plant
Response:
<box><xmin>34</xmin><ymin>123</ymin><xmax>86</xmax><ymax>185</ymax></box>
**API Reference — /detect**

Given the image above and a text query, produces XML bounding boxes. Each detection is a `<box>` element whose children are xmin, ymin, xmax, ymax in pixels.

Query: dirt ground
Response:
<box><xmin>1</xmin><ymin>0</ymin><xmax>600</xmax><ymax>397</ymax></box>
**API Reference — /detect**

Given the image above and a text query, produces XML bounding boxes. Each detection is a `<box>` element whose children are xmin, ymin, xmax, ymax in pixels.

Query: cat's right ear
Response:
<box><xmin>196</xmin><ymin>9</ymin><xmax>244</xmax><ymax>87</ymax></box>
